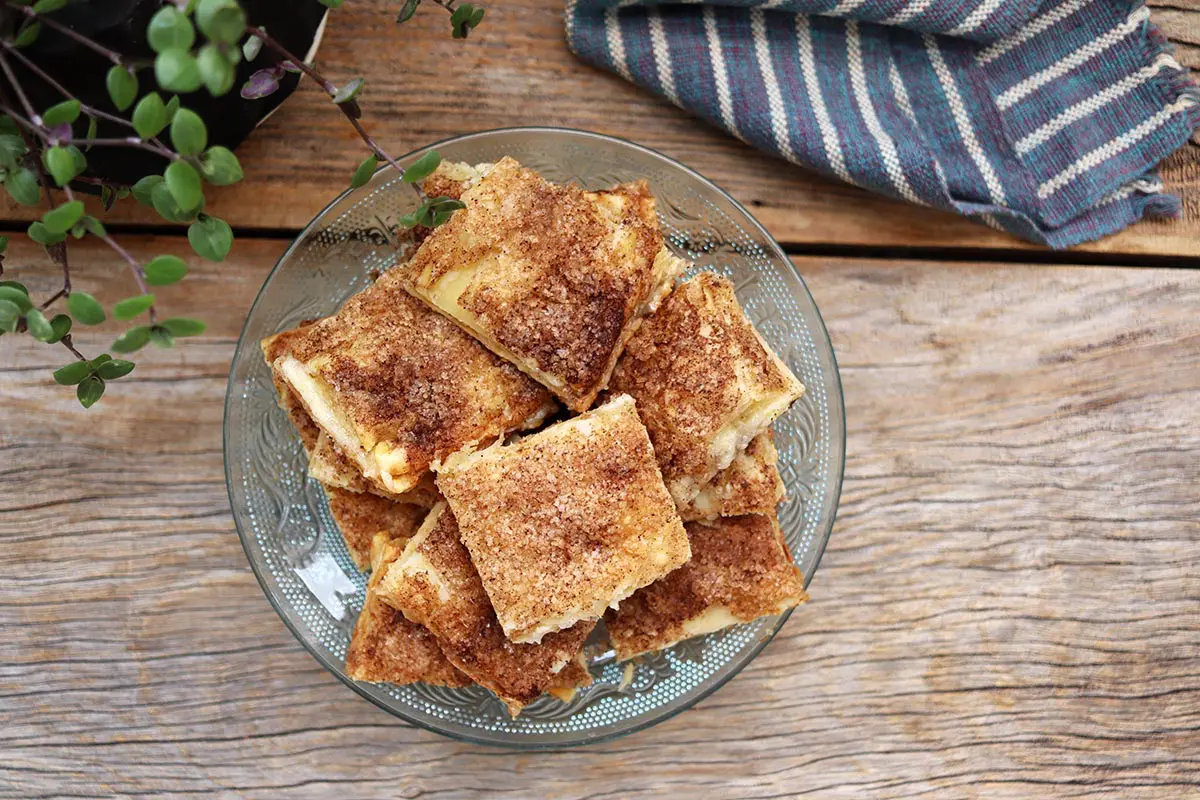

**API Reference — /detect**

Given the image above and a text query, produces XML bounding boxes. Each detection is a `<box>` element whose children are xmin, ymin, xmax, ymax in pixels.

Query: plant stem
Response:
<box><xmin>5</xmin><ymin>3</ymin><xmax>124</xmax><ymax>65</ymax></box>
<box><xmin>98</xmin><ymin>233</ymin><xmax>157</xmax><ymax>323</ymax></box>
<box><xmin>72</xmin><ymin>175</ymin><xmax>133</xmax><ymax>189</ymax></box>
<box><xmin>0</xmin><ymin>49</ymin><xmax>36</xmax><ymax>121</ymax></box>
<box><xmin>0</xmin><ymin>39</ymin><xmax>131</xmax><ymax>129</ymax></box>
<box><xmin>245</xmin><ymin>25</ymin><xmax>421</xmax><ymax>198</ymax></box>
<box><xmin>59</xmin><ymin>333</ymin><xmax>85</xmax><ymax>360</ymax></box>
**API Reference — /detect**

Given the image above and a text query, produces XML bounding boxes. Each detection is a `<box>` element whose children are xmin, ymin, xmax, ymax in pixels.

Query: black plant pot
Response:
<box><xmin>5</xmin><ymin>0</ymin><xmax>327</xmax><ymax>185</ymax></box>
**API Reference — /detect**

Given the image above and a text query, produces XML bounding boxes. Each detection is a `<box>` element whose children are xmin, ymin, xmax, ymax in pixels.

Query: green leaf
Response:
<box><xmin>106</xmin><ymin>66</ymin><xmax>138</xmax><ymax>111</ymax></box>
<box><xmin>0</xmin><ymin>280</ymin><xmax>26</xmax><ymax>293</ymax></box>
<box><xmin>351</xmin><ymin>155</ymin><xmax>378</xmax><ymax>189</ymax></box>
<box><xmin>67</xmin><ymin>292</ymin><xmax>106</xmax><ymax>325</ymax></box>
<box><xmin>84</xmin><ymin>115</ymin><xmax>98</xmax><ymax>149</ymax></box>
<box><xmin>44</xmin><ymin>145</ymin><xmax>77</xmax><ymax>186</ymax></box>
<box><xmin>0</xmin><ymin>286</ymin><xmax>32</xmax><ymax>312</ymax></box>
<box><xmin>165</xmin><ymin>159</ymin><xmax>202</xmax><ymax>211</ymax></box>
<box><xmin>95</xmin><ymin>358</ymin><xmax>135</xmax><ymax>380</ymax></box>
<box><xmin>195</xmin><ymin>0</ymin><xmax>246</xmax><ymax>43</ymax></box>
<box><xmin>111</xmin><ymin>325</ymin><xmax>151</xmax><ymax>353</ymax></box>
<box><xmin>402</xmin><ymin>150</ymin><xmax>441</xmax><ymax>184</ymax></box>
<box><xmin>396</xmin><ymin>0</ymin><xmax>420</xmax><ymax>23</ymax></box>
<box><xmin>41</xmin><ymin>99</ymin><xmax>80</xmax><ymax>127</ymax></box>
<box><xmin>113</xmin><ymin>294</ymin><xmax>156</xmax><ymax>320</ymax></box>
<box><xmin>68</xmin><ymin>143</ymin><xmax>86</xmax><ymax>172</ymax></box>
<box><xmin>149</xmin><ymin>326</ymin><xmax>175</xmax><ymax>348</ymax></box>
<box><xmin>198</xmin><ymin>145</ymin><xmax>242</xmax><ymax>185</ymax></box>
<box><xmin>25</xmin><ymin>308</ymin><xmax>54</xmax><ymax>341</ymax></box>
<box><xmin>144</xmin><ymin>254</ymin><xmax>188</xmax><ymax>285</ymax></box>
<box><xmin>0</xmin><ymin>236</ymin><xmax>7</xmax><ymax>254</ymax></box>
<box><xmin>53</xmin><ymin>360</ymin><xmax>92</xmax><ymax>385</ymax></box>
<box><xmin>32</xmin><ymin>0</ymin><xmax>69</xmax><ymax>12</ymax></box>
<box><xmin>332</xmin><ymin>77</ymin><xmax>364</xmax><ymax>105</ymax></box>
<box><xmin>0</xmin><ymin>117</ymin><xmax>19</xmax><ymax>136</ymax></box>
<box><xmin>89</xmin><ymin>353</ymin><xmax>111</xmax><ymax>367</ymax></box>
<box><xmin>197</xmin><ymin>43</ymin><xmax>235</xmax><ymax>96</ymax></box>
<box><xmin>169</xmin><ymin>107</ymin><xmax>207</xmax><ymax>155</ymax></box>
<box><xmin>242</xmin><ymin>33</ymin><xmax>263</xmax><ymax>61</ymax></box>
<box><xmin>159</xmin><ymin>317</ymin><xmax>206</xmax><ymax>337</ymax></box>
<box><xmin>14</xmin><ymin>22</ymin><xmax>41</xmax><ymax>48</ymax></box>
<box><xmin>151</xmin><ymin>180</ymin><xmax>197</xmax><ymax>223</ymax></box>
<box><xmin>132</xmin><ymin>92</ymin><xmax>168</xmax><ymax>139</ymax></box>
<box><xmin>4</xmin><ymin>167</ymin><xmax>39</xmax><ymax>206</ymax></box>
<box><xmin>155</xmin><ymin>49</ymin><xmax>202</xmax><ymax>94</ymax></box>
<box><xmin>0</xmin><ymin>299</ymin><xmax>20</xmax><ymax>332</ymax></box>
<box><xmin>398</xmin><ymin>202</ymin><xmax>428</xmax><ymax>229</ymax></box>
<box><xmin>0</xmin><ymin>134</ymin><xmax>26</xmax><ymax>168</ymax></box>
<box><xmin>132</xmin><ymin>175</ymin><xmax>163</xmax><ymax>206</ymax></box>
<box><xmin>48</xmin><ymin>313</ymin><xmax>71</xmax><ymax>342</ymax></box>
<box><xmin>187</xmin><ymin>214</ymin><xmax>231</xmax><ymax>261</ymax></box>
<box><xmin>42</xmin><ymin>200</ymin><xmax>84</xmax><ymax>234</ymax></box>
<box><xmin>450</xmin><ymin>3</ymin><xmax>483</xmax><ymax>38</ymax></box>
<box><xmin>76</xmin><ymin>375</ymin><xmax>105</xmax><ymax>408</ymax></box>
<box><xmin>319</xmin><ymin>0</ymin><xmax>345</xmax><ymax>6</ymax></box>
<box><xmin>147</xmin><ymin>6</ymin><xmax>195</xmax><ymax>53</ymax></box>
<box><xmin>82</xmin><ymin>215</ymin><xmax>107</xmax><ymax>237</ymax></box>
<box><xmin>27</xmin><ymin>221</ymin><xmax>66</xmax><ymax>246</ymax></box>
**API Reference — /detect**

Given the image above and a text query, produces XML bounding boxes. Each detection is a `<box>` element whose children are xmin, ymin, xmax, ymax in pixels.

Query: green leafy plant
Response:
<box><xmin>0</xmin><ymin>0</ymin><xmax>481</xmax><ymax>406</ymax></box>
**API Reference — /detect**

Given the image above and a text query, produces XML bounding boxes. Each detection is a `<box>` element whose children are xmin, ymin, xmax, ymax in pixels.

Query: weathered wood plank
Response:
<box><xmin>2</xmin><ymin>238</ymin><xmax>1199</xmax><ymax>798</ymax></box>
<box><xmin>0</xmin><ymin>1</ymin><xmax>1197</xmax><ymax>256</ymax></box>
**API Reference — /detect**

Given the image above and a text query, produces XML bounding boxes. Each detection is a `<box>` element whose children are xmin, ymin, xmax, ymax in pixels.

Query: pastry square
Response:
<box><xmin>375</xmin><ymin>503</ymin><xmax>594</xmax><ymax>715</ymax></box>
<box><xmin>678</xmin><ymin>431</ymin><xmax>785</xmax><ymax>522</ymax></box>
<box><xmin>346</xmin><ymin>532</ymin><xmax>470</xmax><ymax>687</ymax></box>
<box><xmin>326</xmin><ymin>489</ymin><xmax>428</xmax><ymax>572</ymax></box>
<box><xmin>436</xmin><ymin>393</ymin><xmax>691</xmax><ymax>644</ymax></box>
<box><xmin>263</xmin><ymin>324</ymin><xmax>446</xmax><ymax>506</ymax></box>
<box><xmin>606</xmin><ymin>514</ymin><xmax>808</xmax><ymax>660</ymax></box>
<box><xmin>261</xmin><ymin>270</ymin><xmax>556</xmax><ymax>496</ymax></box>
<box><xmin>396</xmin><ymin>156</ymin><xmax>683</xmax><ymax>411</ymax></box>
<box><xmin>609</xmin><ymin>272</ymin><xmax>805</xmax><ymax>507</ymax></box>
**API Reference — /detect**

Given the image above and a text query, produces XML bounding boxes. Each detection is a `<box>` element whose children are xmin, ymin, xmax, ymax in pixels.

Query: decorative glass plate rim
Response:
<box><xmin>223</xmin><ymin>126</ymin><xmax>846</xmax><ymax>748</ymax></box>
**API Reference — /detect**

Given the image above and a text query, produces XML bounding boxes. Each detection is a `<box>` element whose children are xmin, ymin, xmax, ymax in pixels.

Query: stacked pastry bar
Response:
<box><xmin>261</xmin><ymin>158</ymin><xmax>809</xmax><ymax>715</ymax></box>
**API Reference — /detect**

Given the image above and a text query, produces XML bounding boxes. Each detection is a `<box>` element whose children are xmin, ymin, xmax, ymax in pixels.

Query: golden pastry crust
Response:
<box><xmin>435</xmin><ymin>394</ymin><xmax>691</xmax><ymax>644</ymax></box>
<box><xmin>679</xmin><ymin>431</ymin><xmax>785</xmax><ymax>522</ymax></box>
<box><xmin>606</xmin><ymin>514</ymin><xmax>808</xmax><ymax>661</ymax></box>
<box><xmin>608</xmin><ymin>272</ymin><xmax>804</xmax><ymax>507</ymax></box>
<box><xmin>420</xmin><ymin>159</ymin><xmax>492</xmax><ymax>201</ymax></box>
<box><xmin>346</xmin><ymin>532</ymin><xmax>471</xmax><ymax>686</ymax></box>
<box><xmin>326</xmin><ymin>489</ymin><xmax>428</xmax><ymax>572</ymax></box>
<box><xmin>261</xmin><ymin>270</ymin><xmax>556</xmax><ymax>496</ymax></box>
<box><xmin>396</xmin><ymin>156</ymin><xmax>680</xmax><ymax>411</ymax></box>
<box><xmin>375</xmin><ymin>504</ymin><xmax>594</xmax><ymax>716</ymax></box>
<box><xmin>545</xmin><ymin>652</ymin><xmax>593</xmax><ymax>703</ymax></box>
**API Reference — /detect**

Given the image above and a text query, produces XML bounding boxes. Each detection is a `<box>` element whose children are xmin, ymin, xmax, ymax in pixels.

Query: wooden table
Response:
<box><xmin>3</xmin><ymin>2</ymin><xmax>1198</xmax><ymax>797</ymax></box>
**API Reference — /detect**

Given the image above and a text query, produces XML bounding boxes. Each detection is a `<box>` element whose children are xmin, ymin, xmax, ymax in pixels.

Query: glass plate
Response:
<box><xmin>224</xmin><ymin>127</ymin><xmax>845</xmax><ymax>747</ymax></box>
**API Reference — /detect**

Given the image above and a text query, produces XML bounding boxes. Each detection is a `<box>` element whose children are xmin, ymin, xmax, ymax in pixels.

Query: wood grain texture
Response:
<box><xmin>0</xmin><ymin>1</ymin><xmax>1198</xmax><ymax>256</ymax></box>
<box><xmin>2</xmin><ymin>237</ymin><xmax>1198</xmax><ymax>798</ymax></box>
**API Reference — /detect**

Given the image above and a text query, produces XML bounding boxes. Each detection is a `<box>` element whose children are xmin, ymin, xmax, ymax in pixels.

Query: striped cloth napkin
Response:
<box><xmin>565</xmin><ymin>0</ymin><xmax>1199</xmax><ymax>247</ymax></box>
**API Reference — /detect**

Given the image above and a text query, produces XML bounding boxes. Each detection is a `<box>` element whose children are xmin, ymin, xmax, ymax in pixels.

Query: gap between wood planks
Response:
<box><xmin>5</xmin><ymin>219</ymin><xmax>1199</xmax><ymax>270</ymax></box>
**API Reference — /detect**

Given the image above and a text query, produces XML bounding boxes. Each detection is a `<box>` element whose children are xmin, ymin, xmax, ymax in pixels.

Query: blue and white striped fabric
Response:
<box><xmin>565</xmin><ymin>0</ymin><xmax>1199</xmax><ymax>247</ymax></box>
